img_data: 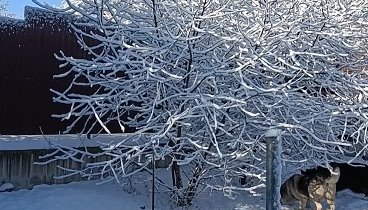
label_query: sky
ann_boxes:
[8,0,62,18]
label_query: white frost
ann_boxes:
[264,129,282,138]
[0,134,146,151]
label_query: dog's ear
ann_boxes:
[331,166,340,175]
[326,166,340,184]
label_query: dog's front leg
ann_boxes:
[326,199,335,210]
[298,199,307,210]
[326,184,336,210]
[312,201,323,210]
[326,194,336,210]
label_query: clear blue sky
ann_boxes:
[8,0,62,18]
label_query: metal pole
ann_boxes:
[151,148,155,210]
[265,129,282,210]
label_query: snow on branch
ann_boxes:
[34,0,368,202]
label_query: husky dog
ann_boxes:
[305,163,368,198]
[280,166,340,210]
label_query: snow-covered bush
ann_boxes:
[35,0,368,205]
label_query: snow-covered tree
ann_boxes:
[0,0,5,12]
[0,0,14,17]
[35,0,368,205]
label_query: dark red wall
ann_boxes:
[0,7,92,135]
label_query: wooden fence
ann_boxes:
[0,134,171,190]
[0,6,130,135]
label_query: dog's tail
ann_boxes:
[326,166,340,184]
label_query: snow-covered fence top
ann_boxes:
[0,16,24,28]
[0,134,148,151]
[0,6,75,28]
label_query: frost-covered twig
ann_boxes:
[33,0,368,205]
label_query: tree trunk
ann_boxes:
[172,161,183,188]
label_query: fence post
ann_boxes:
[151,146,156,210]
[265,129,282,210]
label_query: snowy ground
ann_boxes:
[0,180,367,210]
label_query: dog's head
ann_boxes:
[302,166,330,179]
